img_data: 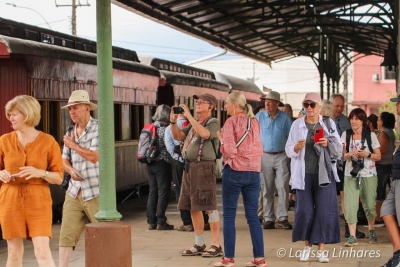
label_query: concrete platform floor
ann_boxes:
[0,182,393,267]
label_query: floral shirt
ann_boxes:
[341,131,380,177]
[220,116,263,172]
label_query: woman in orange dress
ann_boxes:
[0,95,63,267]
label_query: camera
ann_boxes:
[350,159,364,177]
[173,106,184,114]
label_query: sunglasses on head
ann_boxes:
[302,102,317,108]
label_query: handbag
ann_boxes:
[61,172,71,190]
[61,125,75,190]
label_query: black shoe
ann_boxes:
[157,222,174,230]
[148,224,157,230]
[344,223,365,238]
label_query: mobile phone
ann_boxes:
[173,106,184,114]
[75,172,85,179]
[314,128,324,143]
[301,108,306,115]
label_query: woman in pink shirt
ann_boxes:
[214,92,265,267]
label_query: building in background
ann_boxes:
[351,54,396,115]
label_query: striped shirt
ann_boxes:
[62,117,99,201]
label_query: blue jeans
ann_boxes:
[222,165,264,258]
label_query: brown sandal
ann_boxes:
[181,244,206,256]
[202,245,223,257]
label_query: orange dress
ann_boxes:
[0,131,63,240]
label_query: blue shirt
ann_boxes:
[334,113,351,137]
[256,110,292,152]
[164,117,188,163]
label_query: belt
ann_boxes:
[264,151,284,155]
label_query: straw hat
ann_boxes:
[61,90,97,110]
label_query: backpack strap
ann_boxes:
[196,116,217,161]
[322,116,334,134]
[345,128,373,153]
[346,129,352,153]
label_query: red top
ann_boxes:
[220,116,263,172]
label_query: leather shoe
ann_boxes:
[344,223,365,238]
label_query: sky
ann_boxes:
[0,0,237,63]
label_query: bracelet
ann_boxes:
[43,170,48,179]
[170,121,176,124]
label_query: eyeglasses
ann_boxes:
[302,102,317,108]
[195,100,210,105]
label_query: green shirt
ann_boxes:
[181,117,220,161]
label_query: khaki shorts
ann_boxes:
[177,160,217,211]
[59,191,99,247]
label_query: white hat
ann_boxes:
[61,90,97,110]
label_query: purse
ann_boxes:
[61,172,71,190]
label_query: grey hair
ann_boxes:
[329,94,345,102]
[152,104,171,122]
[321,100,333,117]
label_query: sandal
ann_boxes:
[181,244,206,256]
[202,245,223,257]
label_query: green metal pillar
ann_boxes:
[95,0,122,221]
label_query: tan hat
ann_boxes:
[193,94,218,107]
[61,90,97,110]
[260,91,284,106]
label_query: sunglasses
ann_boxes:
[302,102,317,108]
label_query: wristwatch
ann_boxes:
[367,152,372,158]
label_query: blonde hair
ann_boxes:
[226,92,255,119]
[321,100,333,117]
[5,95,41,127]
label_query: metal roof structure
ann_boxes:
[114,0,397,97]
[114,0,396,65]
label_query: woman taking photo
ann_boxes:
[342,108,381,247]
[214,92,266,267]
[0,95,64,267]
[285,93,342,263]
[375,112,395,225]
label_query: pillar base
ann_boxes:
[85,222,132,267]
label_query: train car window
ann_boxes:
[121,104,132,141]
[114,104,122,141]
[131,105,144,140]
[37,101,62,145]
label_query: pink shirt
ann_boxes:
[220,116,263,172]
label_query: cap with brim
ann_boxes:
[193,94,218,107]
[303,92,321,103]
[61,90,97,110]
[390,94,400,103]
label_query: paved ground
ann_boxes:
[0,182,393,267]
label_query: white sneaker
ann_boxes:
[300,246,312,262]
[317,250,329,263]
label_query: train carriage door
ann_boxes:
[157,84,174,107]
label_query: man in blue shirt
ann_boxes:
[256,91,292,230]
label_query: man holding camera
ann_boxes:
[170,94,222,257]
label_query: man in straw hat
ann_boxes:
[58,90,99,267]
[256,91,293,230]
